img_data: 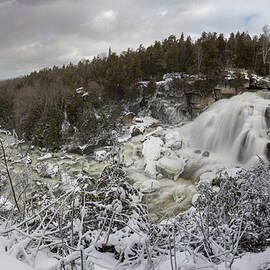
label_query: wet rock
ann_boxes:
[202,151,210,157]
[150,100,189,125]
[121,112,135,125]
[265,106,270,128]
[131,126,142,137]
[83,144,97,155]
[170,141,182,151]
[156,157,185,180]
[266,143,270,160]
[68,146,84,155]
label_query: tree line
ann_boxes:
[0,27,269,148]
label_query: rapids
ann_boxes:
[1,92,270,218]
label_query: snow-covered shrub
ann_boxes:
[177,159,270,264]
[84,163,169,266]
[0,160,171,269]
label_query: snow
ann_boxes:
[130,116,159,134]
[199,171,217,185]
[36,162,59,178]
[0,246,269,270]
[0,197,13,210]
[218,247,270,270]
[0,251,34,270]
[164,130,182,148]
[156,156,185,180]
[142,136,163,177]
[95,150,107,162]
[134,179,161,193]
[37,153,53,161]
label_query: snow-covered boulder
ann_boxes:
[142,137,163,177]
[164,130,182,150]
[156,156,185,180]
[94,149,107,162]
[36,162,59,178]
[134,180,161,193]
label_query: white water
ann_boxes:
[2,92,270,218]
[179,92,270,166]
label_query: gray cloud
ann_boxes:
[0,0,269,79]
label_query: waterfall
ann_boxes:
[179,92,270,166]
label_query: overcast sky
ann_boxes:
[0,0,269,80]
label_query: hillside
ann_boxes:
[0,31,270,149]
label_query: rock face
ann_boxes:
[250,77,270,89]
[156,157,185,180]
[150,99,189,125]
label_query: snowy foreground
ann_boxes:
[1,92,270,269]
[1,247,270,270]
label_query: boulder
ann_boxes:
[121,112,135,125]
[134,180,161,193]
[202,151,210,157]
[36,162,59,178]
[164,131,182,150]
[156,156,185,180]
[94,150,107,162]
[131,126,142,137]
[142,137,163,177]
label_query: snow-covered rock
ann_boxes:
[142,137,163,177]
[156,156,185,180]
[94,150,108,162]
[36,162,59,178]
[164,130,182,150]
[134,180,161,193]
[37,153,53,161]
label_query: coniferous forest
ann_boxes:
[0,30,269,148]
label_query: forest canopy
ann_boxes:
[0,29,269,148]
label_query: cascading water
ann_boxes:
[179,92,270,167]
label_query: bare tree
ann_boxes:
[261,25,270,73]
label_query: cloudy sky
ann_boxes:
[0,0,269,80]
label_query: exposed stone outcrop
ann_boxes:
[121,112,135,125]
